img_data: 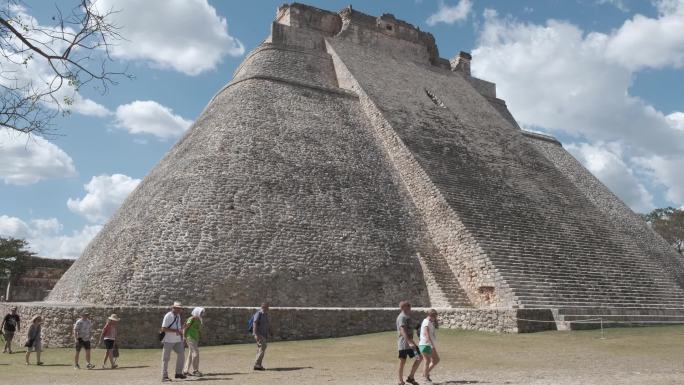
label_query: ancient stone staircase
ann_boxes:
[416,252,472,308]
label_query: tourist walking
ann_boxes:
[396,301,422,385]
[1,306,20,354]
[183,307,205,377]
[161,301,186,382]
[24,315,43,365]
[99,314,119,369]
[419,309,440,384]
[251,302,271,371]
[73,312,95,369]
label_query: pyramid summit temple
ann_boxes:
[6,3,684,347]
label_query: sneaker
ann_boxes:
[192,371,203,377]
[174,373,186,379]
[406,377,419,385]
[111,364,118,369]
[253,366,266,371]
[37,362,44,366]
[86,363,95,369]
[74,364,80,369]
[423,377,433,385]
[161,377,171,382]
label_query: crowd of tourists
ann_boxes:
[2,301,440,384]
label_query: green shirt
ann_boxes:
[185,317,202,342]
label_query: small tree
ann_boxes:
[0,0,130,135]
[0,237,33,300]
[644,207,684,255]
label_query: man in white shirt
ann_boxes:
[73,312,94,369]
[161,301,185,382]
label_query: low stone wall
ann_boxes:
[0,303,555,348]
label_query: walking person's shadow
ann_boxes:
[267,366,313,371]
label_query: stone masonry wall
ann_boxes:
[233,43,338,89]
[0,303,549,348]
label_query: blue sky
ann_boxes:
[1,0,683,258]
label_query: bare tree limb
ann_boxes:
[0,0,131,135]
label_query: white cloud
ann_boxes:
[71,95,112,117]
[666,111,684,130]
[67,174,141,223]
[30,224,102,259]
[0,172,139,258]
[636,155,684,206]
[604,3,684,70]
[94,0,245,75]
[0,215,31,239]
[0,128,76,185]
[115,100,192,139]
[596,0,630,12]
[0,5,111,118]
[567,142,655,212]
[0,215,101,259]
[471,5,684,209]
[427,0,473,26]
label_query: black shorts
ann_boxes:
[104,339,115,350]
[398,348,422,359]
[75,338,91,351]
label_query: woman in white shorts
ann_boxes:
[418,309,440,384]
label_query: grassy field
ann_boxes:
[1,326,683,385]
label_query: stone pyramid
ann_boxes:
[48,3,684,313]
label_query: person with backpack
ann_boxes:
[160,301,185,382]
[419,309,440,384]
[183,307,205,377]
[24,315,43,365]
[250,302,271,371]
[1,306,20,354]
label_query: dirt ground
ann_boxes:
[1,326,683,385]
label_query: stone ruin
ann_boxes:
[6,3,684,347]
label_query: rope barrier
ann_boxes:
[511,317,684,324]
[509,316,684,340]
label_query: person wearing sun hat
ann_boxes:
[161,301,186,382]
[24,315,43,365]
[183,307,205,377]
[99,313,120,369]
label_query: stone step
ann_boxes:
[518,300,684,308]
[416,252,471,307]
[557,307,684,316]
[491,258,670,275]
[500,271,679,287]
[508,279,684,297]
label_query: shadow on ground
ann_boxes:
[267,366,313,372]
[204,372,244,376]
